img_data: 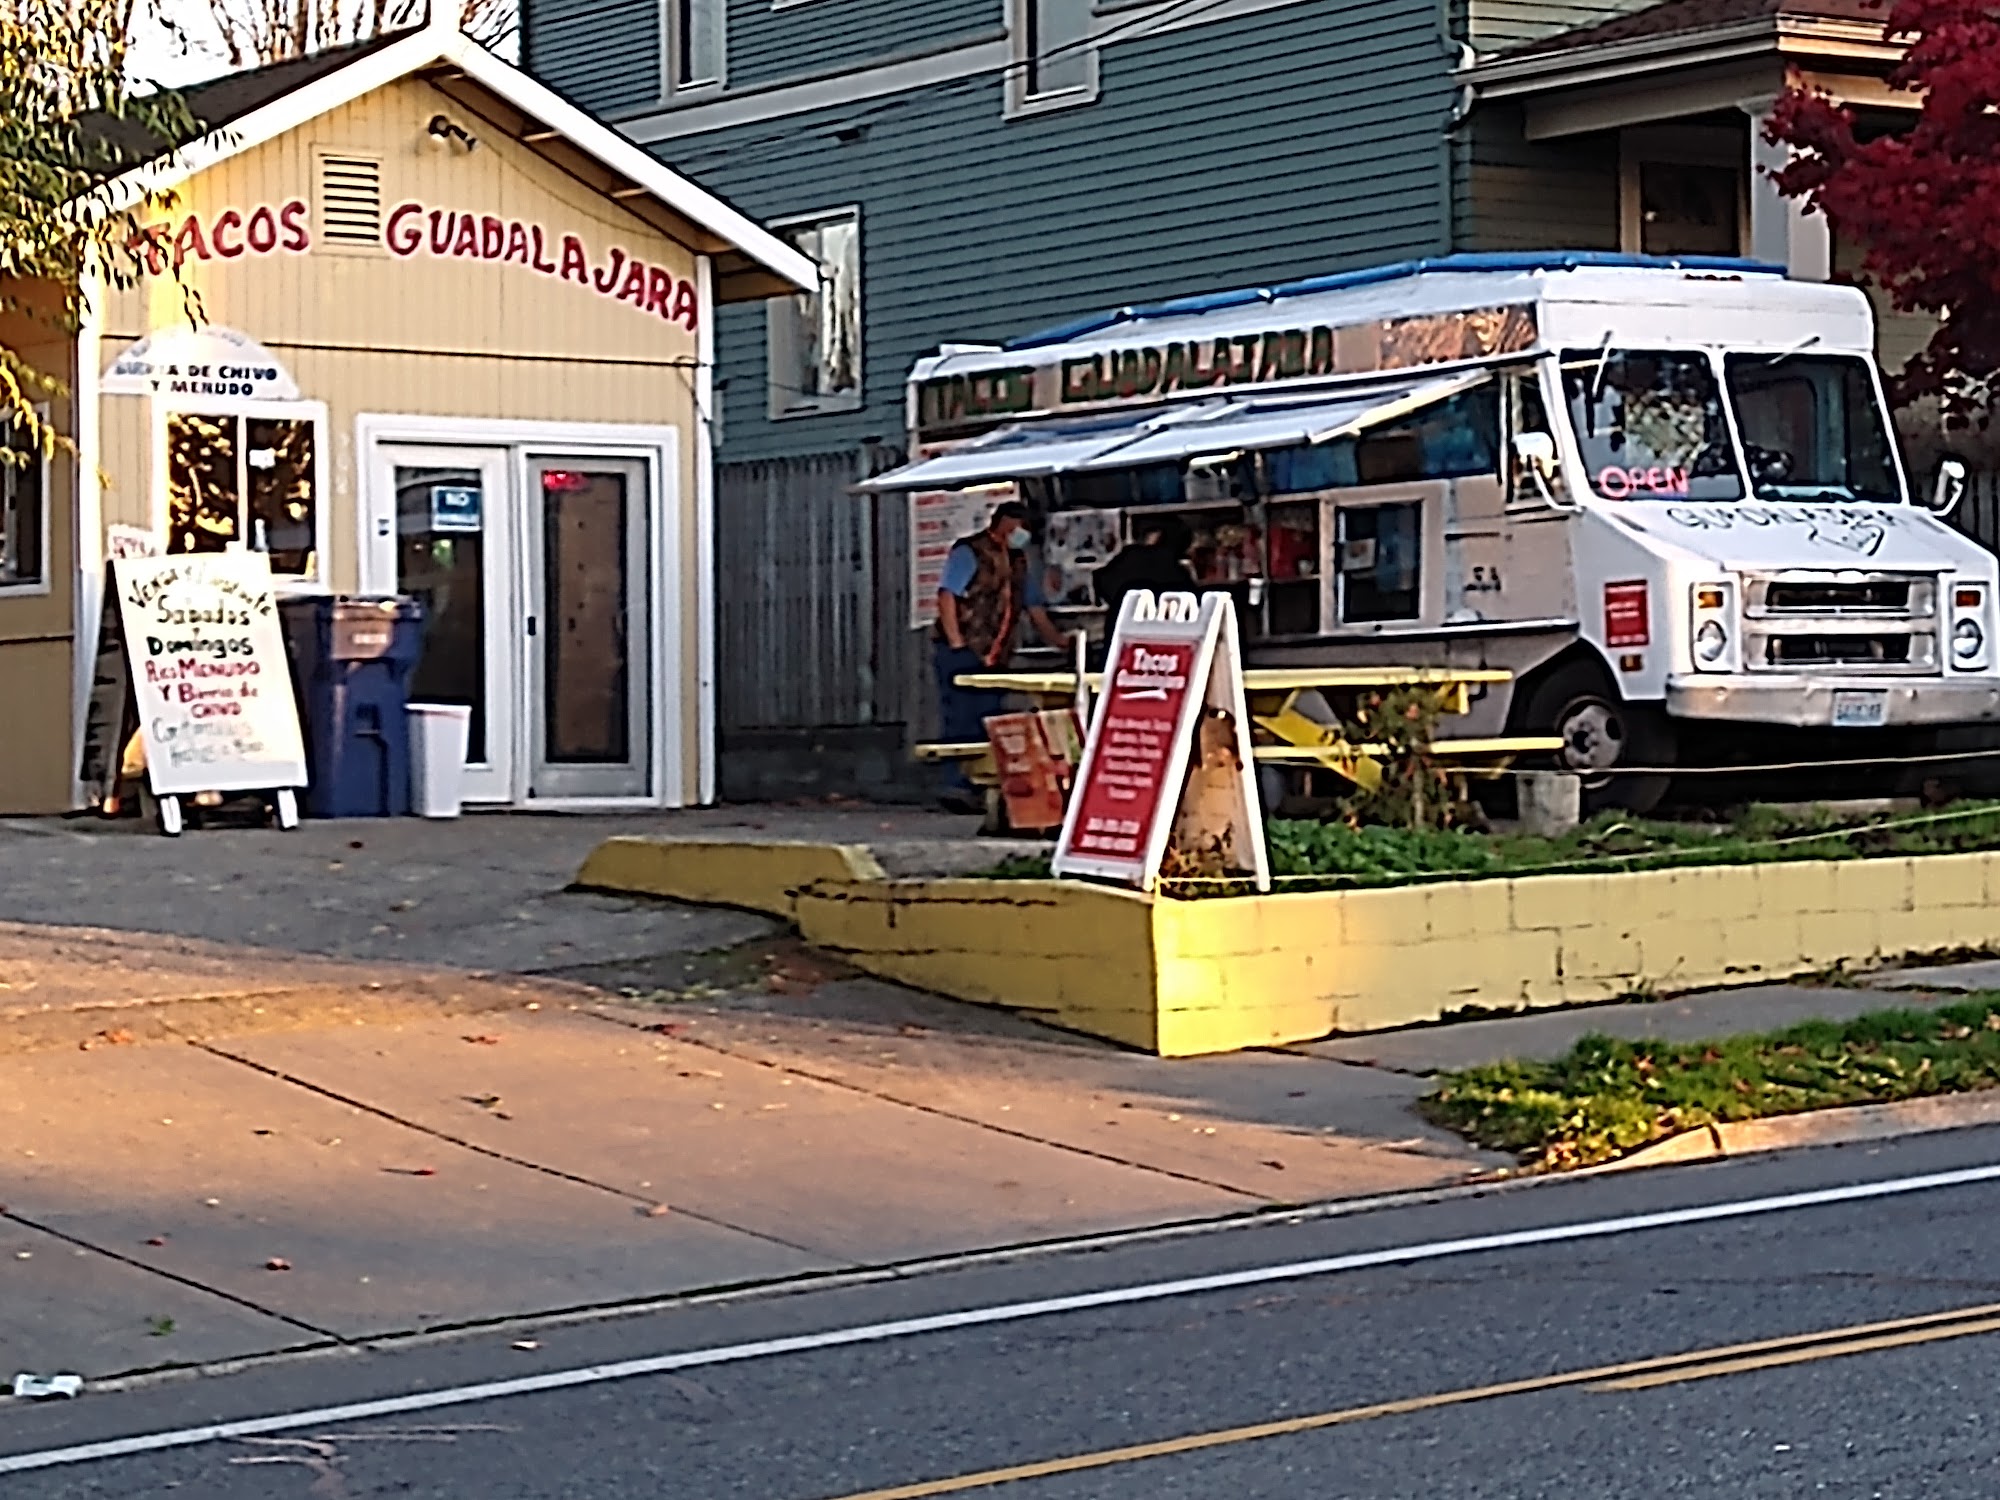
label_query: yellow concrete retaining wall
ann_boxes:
[574,837,885,919]
[577,834,2000,1058]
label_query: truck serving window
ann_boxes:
[1561,349,1742,501]
[1723,353,1899,504]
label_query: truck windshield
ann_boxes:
[1561,349,1743,501]
[1723,353,1901,503]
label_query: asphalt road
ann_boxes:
[12,1126,2000,1499]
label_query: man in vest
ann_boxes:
[933,501,1070,812]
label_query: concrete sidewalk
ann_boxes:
[4,806,1998,1387]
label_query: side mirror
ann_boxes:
[1512,431,1559,480]
[1931,457,1969,518]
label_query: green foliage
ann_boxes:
[1337,686,1473,832]
[978,802,2000,893]
[1422,995,2000,1169]
[0,0,192,453]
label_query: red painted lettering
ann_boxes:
[127,225,166,276]
[480,214,504,258]
[210,210,244,258]
[616,259,647,305]
[279,199,309,251]
[385,203,423,256]
[172,214,211,267]
[530,224,557,274]
[428,210,453,255]
[645,267,672,318]
[593,247,626,295]
[246,206,278,254]
[451,214,480,257]
[504,221,530,264]
[559,234,588,284]
[671,281,699,332]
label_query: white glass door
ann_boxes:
[525,457,652,801]
[365,444,515,803]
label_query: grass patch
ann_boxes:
[1419,994,2000,1170]
[976,801,2000,893]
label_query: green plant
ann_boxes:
[1338,687,1472,832]
[1421,994,2000,1169]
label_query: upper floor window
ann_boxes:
[1008,0,1098,116]
[769,208,863,419]
[0,420,45,592]
[668,0,725,94]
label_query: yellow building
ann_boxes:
[0,20,814,815]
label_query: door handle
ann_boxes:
[526,617,538,637]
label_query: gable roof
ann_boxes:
[96,19,815,303]
[1495,0,1894,61]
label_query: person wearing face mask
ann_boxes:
[932,501,1070,812]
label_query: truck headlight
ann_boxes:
[1695,620,1729,663]
[1955,618,1985,662]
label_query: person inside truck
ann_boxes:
[1093,513,1197,625]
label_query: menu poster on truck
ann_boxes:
[1053,590,1270,892]
[113,552,308,796]
[909,482,1012,631]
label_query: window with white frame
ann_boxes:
[769,209,863,418]
[667,0,725,93]
[1009,0,1097,114]
[163,407,325,580]
[0,420,45,591]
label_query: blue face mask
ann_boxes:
[1007,528,1031,551]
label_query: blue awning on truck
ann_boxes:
[855,373,1486,493]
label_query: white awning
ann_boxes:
[855,373,1486,493]
[1075,373,1487,469]
[854,409,1182,492]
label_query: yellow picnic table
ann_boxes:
[945,664,1558,794]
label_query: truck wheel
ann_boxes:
[1523,662,1675,815]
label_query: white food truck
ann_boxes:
[861,252,1991,810]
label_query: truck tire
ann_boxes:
[1522,660,1675,815]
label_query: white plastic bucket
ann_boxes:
[407,703,473,819]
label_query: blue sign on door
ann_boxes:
[430,486,483,534]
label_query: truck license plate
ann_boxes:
[1832,691,1888,729]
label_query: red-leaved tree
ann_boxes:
[1766,0,2000,425]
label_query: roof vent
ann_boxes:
[318,154,382,246]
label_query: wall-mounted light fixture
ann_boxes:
[426,114,478,151]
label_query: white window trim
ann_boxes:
[150,397,333,593]
[1006,0,1101,118]
[0,403,53,598]
[768,204,865,421]
[662,0,728,99]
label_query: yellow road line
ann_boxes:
[819,1299,2000,1500]
[1595,1312,2000,1391]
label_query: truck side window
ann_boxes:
[1506,369,1565,508]
[1337,503,1422,624]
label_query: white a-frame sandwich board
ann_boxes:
[1053,590,1270,892]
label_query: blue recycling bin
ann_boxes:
[279,596,426,818]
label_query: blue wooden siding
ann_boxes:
[523,0,660,114]
[1453,105,1619,252]
[727,0,1000,89]
[655,0,1457,463]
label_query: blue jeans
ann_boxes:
[933,641,1005,792]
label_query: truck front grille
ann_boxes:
[1744,572,1940,676]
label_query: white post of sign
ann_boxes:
[1053,589,1269,892]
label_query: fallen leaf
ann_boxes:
[265,1258,292,1272]
[640,1203,671,1218]
[512,1340,540,1351]
[466,1094,502,1109]
[463,1035,503,1046]
[144,1236,168,1247]
[384,1167,437,1177]
[897,1024,930,1037]
[1262,1160,1287,1171]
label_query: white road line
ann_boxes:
[7,1159,2000,1476]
